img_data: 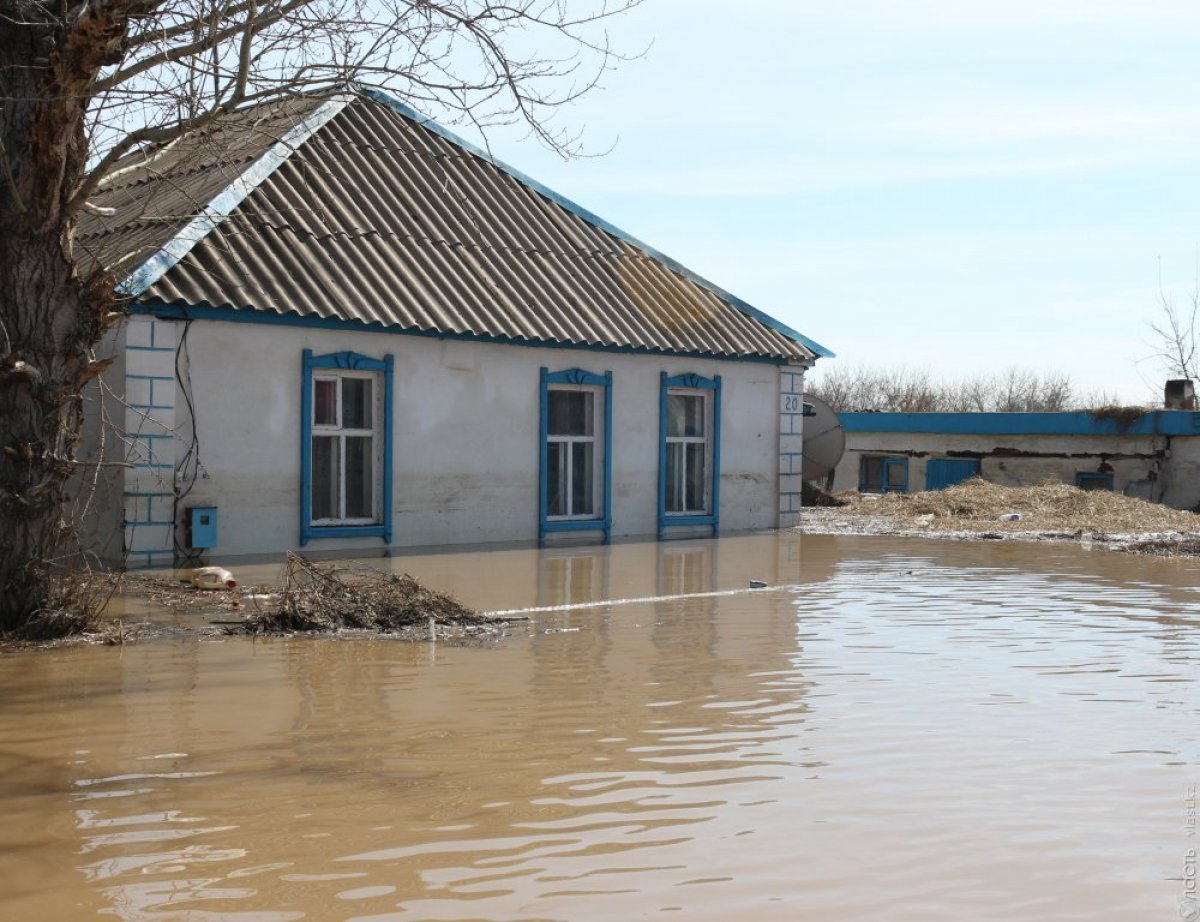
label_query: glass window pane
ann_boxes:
[667,394,686,438]
[342,378,372,430]
[668,394,704,438]
[665,441,684,513]
[886,460,906,488]
[547,442,567,516]
[862,457,883,491]
[548,389,592,436]
[686,443,706,511]
[572,441,594,516]
[345,436,374,519]
[314,379,338,426]
[687,396,704,437]
[312,436,339,520]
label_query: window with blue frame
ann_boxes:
[859,455,907,493]
[665,391,711,513]
[658,372,721,538]
[539,368,612,544]
[301,350,393,546]
[1075,471,1114,491]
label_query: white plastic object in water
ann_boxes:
[191,567,237,590]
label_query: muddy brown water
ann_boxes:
[2,532,1198,921]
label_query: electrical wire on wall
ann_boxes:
[172,319,206,562]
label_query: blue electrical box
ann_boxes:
[190,506,218,549]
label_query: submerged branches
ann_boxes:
[249,551,487,633]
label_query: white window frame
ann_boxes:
[664,387,713,516]
[546,384,605,521]
[310,371,384,526]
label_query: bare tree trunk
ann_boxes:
[0,3,122,631]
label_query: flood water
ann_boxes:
[2,532,1199,921]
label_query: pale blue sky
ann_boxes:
[481,0,1200,404]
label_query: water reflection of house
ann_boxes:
[656,544,717,598]
[77,89,831,567]
[537,549,609,608]
[832,402,1200,509]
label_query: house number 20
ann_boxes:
[783,396,800,412]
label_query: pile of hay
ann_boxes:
[839,478,1199,535]
[248,552,488,634]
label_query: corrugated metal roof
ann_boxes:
[78,90,831,362]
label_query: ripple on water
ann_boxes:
[0,534,1196,920]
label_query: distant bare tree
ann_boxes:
[810,365,1088,413]
[1148,259,1199,380]
[812,366,943,413]
[989,367,1073,413]
[0,0,641,632]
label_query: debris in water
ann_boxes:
[1121,536,1200,557]
[245,552,503,637]
[191,567,237,590]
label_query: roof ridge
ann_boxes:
[119,94,353,297]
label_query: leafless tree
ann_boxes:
[1147,258,1199,381]
[811,366,943,414]
[0,0,640,631]
[809,365,1086,414]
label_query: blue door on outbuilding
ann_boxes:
[925,458,980,491]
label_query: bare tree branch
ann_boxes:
[1147,254,1200,381]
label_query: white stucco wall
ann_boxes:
[159,320,784,558]
[1160,435,1200,509]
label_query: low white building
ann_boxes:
[830,410,1200,509]
[78,89,831,567]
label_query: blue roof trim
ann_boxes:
[131,300,790,365]
[360,86,833,360]
[841,411,1200,437]
[119,95,352,297]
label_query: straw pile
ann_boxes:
[248,552,487,634]
[837,477,1199,535]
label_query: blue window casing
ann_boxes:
[300,349,394,546]
[658,371,722,540]
[859,455,908,494]
[1076,471,1114,491]
[539,367,613,546]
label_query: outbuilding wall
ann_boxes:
[134,318,785,560]
[834,431,1165,496]
[832,412,1200,511]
